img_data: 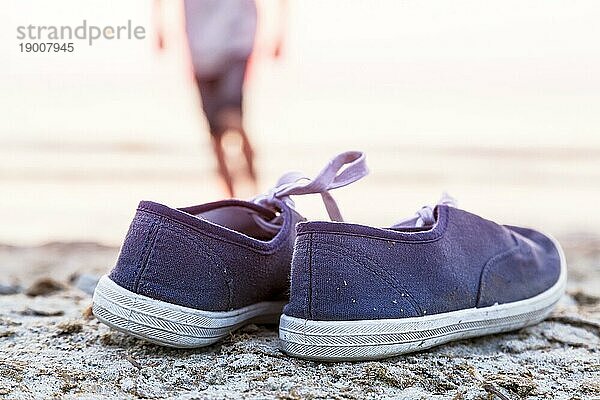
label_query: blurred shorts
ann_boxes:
[195,59,248,137]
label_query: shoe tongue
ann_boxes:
[391,193,456,229]
[391,206,437,229]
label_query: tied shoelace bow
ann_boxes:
[392,192,457,228]
[251,151,368,234]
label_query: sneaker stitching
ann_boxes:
[133,218,161,292]
[295,205,450,243]
[153,223,231,310]
[316,242,423,317]
[137,207,289,255]
[476,243,522,307]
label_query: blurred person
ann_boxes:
[154,0,286,197]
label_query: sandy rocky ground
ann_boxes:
[0,236,599,400]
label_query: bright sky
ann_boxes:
[3,0,600,145]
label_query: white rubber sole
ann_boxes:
[280,236,567,361]
[92,275,285,348]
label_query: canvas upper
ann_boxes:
[109,198,303,311]
[107,151,368,312]
[284,197,562,321]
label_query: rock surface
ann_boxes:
[0,238,598,399]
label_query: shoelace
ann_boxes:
[251,151,368,234]
[392,192,457,228]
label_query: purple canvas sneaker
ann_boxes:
[280,195,567,361]
[92,151,368,348]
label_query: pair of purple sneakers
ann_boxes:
[92,151,566,361]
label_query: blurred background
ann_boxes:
[2,0,600,246]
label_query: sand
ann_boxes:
[0,237,599,400]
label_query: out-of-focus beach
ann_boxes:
[2,0,600,244]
